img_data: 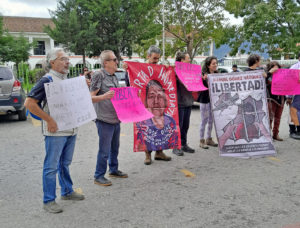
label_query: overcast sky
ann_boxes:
[0,0,57,18]
[0,0,243,24]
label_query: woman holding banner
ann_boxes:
[198,56,218,149]
[172,52,195,156]
[265,61,286,141]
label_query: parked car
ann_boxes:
[115,68,127,87]
[218,66,243,73]
[0,66,27,120]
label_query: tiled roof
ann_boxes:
[2,16,55,33]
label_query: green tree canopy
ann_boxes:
[155,0,230,61]
[225,0,300,57]
[0,17,33,65]
[46,0,161,63]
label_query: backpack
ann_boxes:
[27,75,53,120]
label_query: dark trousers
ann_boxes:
[178,106,192,146]
[268,100,284,136]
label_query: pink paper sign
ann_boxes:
[110,87,153,123]
[175,61,208,91]
[272,69,300,95]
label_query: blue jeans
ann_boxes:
[94,120,120,179]
[178,106,192,146]
[43,135,76,203]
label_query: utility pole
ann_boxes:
[162,0,165,62]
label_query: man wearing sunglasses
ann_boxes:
[90,50,128,187]
[25,48,84,213]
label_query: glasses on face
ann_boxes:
[107,58,118,63]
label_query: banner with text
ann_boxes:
[175,61,207,91]
[44,77,96,131]
[126,62,181,152]
[110,87,154,123]
[271,68,300,95]
[208,70,276,158]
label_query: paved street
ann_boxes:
[0,107,300,228]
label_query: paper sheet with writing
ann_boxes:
[271,69,300,95]
[175,61,207,91]
[44,76,96,131]
[110,87,153,123]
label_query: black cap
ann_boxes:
[232,64,238,68]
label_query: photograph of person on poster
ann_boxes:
[136,80,179,151]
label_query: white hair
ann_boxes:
[46,48,65,69]
[100,50,114,67]
[147,45,161,56]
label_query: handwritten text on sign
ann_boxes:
[175,61,207,91]
[272,69,300,95]
[110,87,153,123]
[44,76,96,131]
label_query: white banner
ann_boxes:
[44,76,96,131]
[208,70,276,158]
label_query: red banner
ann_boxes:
[126,62,181,152]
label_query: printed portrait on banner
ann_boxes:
[208,70,276,158]
[126,62,181,152]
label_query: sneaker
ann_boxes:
[61,191,85,201]
[173,148,184,156]
[43,201,63,213]
[290,132,300,140]
[94,177,112,186]
[181,145,195,153]
[109,170,128,178]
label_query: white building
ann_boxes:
[2,16,211,69]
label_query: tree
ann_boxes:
[155,0,229,61]
[46,0,161,63]
[45,0,99,66]
[224,0,300,57]
[0,17,33,71]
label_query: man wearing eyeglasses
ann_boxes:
[90,50,128,187]
[25,48,84,214]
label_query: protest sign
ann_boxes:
[208,70,276,158]
[44,76,96,131]
[175,61,207,91]
[271,69,300,95]
[110,87,154,123]
[126,62,181,152]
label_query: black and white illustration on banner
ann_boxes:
[208,71,276,157]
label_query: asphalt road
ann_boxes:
[0,107,300,228]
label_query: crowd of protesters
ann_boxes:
[25,46,300,213]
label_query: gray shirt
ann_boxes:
[90,69,120,124]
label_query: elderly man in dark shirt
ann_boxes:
[90,50,128,186]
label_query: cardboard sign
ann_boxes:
[271,69,300,95]
[44,77,96,131]
[175,61,207,91]
[110,87,154,123]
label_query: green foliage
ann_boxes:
[155,0,230,61]
[45,0,99,66]
[46,0,161,62]
[225,0,300,57]
[0,17,33,65]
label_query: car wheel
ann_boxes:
[18,108,27,121]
